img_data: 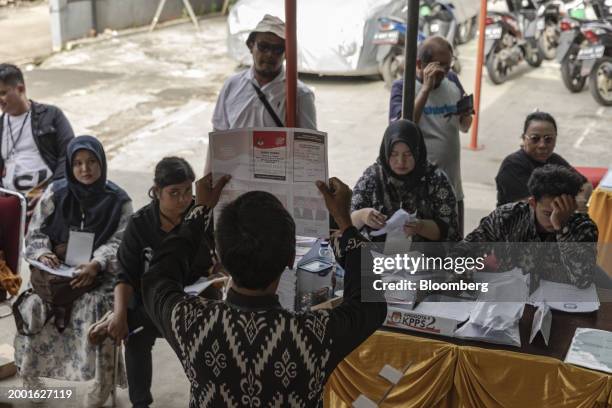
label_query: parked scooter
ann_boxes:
[373,16,430,88]
[484,0,543,84]
[557,16,593,92]
[374,6,463,88]
[582,20,612,105]
[557,0,612,104]
[535,0,565,59]
[420,0,463,72]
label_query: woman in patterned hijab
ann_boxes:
[350,119,461,242]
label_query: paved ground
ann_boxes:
[0,1,52,64]
[0,13,610,408]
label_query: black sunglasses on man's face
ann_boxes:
[255,41,285,56]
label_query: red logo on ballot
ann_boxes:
[253,131,287,149]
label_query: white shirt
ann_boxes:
[212,67,317,131]
[1,111,52,194]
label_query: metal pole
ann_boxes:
[90,0,98,35]
[285,0,298,128]
[402,0,420,120]
[470,0,487,150]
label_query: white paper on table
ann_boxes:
[565,328,612,373]
[352,395,378,408]
[414,297,475,322]
[528,280,599,313]
[184,276,229,296]
[379,364,404,384]
[529,303,552,345]
[370,209,417,237]
[26,259,77,278]
[65,230,94,266]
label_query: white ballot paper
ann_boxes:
[26,259,77,278]
[209,128,329,238]
[184,276,229,296]
[370,209,417,237]
[529,303,552,345]
[528,280,600,313]
[565,328,612,373]
[65,230,94,266]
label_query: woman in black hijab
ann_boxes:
[351,120,460,242]
[15,135,132,406]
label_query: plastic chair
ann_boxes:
[0,188,26,309]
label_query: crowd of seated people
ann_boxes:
[0,23,605,408]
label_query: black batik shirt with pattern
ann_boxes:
[141,206,387,407]
[454,202,598,288]
[351,162,461,242]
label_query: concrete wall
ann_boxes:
[50,0,223,50]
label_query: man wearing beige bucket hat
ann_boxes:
[212,14,317,130]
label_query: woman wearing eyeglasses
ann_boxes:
[105,157,220,408]
[495,111,589,208]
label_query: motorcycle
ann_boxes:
[535,0,565,59]
[484,0,544,84]
[373,16,426,88]
[557,0,612,104]
[373,5,463,88]
[582,21,612,105]
[420,0,463,72]
[557,16,592,92]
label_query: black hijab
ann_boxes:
[41,135,130,250]
[377,119,428,188]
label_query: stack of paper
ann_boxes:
[565,328,612,373]
[528,280,599,313]
[26,259,77,278]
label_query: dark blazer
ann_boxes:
[0,100,75,183]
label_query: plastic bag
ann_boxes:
[454,273,528,347]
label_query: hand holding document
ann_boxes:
[26,259,77,278]
[184,276,229,296]
[370,209,417,237]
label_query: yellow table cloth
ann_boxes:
[324,331,612,408]
[589,187,612,276]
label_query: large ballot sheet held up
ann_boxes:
[209,128,329,238]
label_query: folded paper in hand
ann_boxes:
[26,259,77,278]
[370,209,417,237]
[184,276,229,296]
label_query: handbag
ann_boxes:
[13,266,101,335]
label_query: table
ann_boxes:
[589,187,612,276]
[324,296,612,408]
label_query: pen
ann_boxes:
[127,326,144,338]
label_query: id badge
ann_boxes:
[66,230,95,266]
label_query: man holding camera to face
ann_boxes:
[389,36,473,236]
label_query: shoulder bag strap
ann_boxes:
[250,82,285,127]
